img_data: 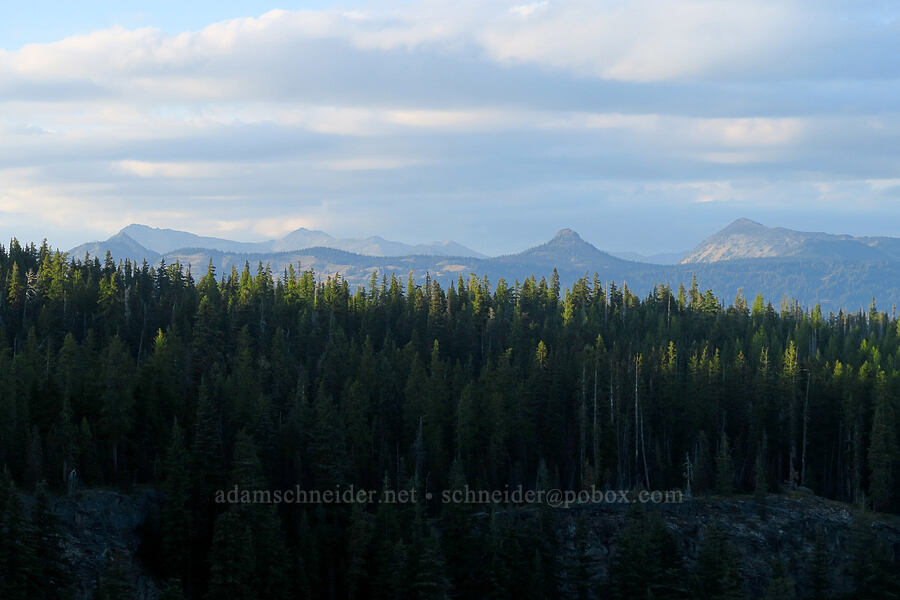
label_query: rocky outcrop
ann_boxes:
[553,493,900,598]
[29,487,900,599]
[50,488,162,600]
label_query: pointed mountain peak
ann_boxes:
[110,231,138,242]
[722,217,765,232]
[551,228,583,242]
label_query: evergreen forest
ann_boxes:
[0,239,898,599]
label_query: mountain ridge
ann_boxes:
[73,224,487,260]
[62,221,900,312]
[681,218,900,263]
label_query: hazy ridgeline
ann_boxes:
[0,238,898,598]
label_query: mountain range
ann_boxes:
[70,224,485,262]
[66,220,900,312]
[680,217,900,263]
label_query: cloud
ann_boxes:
[0,1,899,254]
[117,160,236,179]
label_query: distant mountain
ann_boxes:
[681,218,900,263]
[69,232,160,264]
[95,224,486,258]
[271,231,486,258]
[65,224,900,312]
[158,227,900,312]
[610,250,686,265]
[119,224,260,254]
[493,228,632,273]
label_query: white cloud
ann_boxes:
[318,157,426,170]
[214,216,318,238]
[1,1,899,253]
[510,2,548,19]
[117,160,236,179]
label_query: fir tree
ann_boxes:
[161,419,192,584]
[715,431,734,496]
[695,523,742,600]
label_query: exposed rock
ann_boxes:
[49,488,162,599]
[552,493,900,598]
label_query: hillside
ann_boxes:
[4,243,900,599]
[69,232,161,264]
[76,224,485,260]
[681,218,900,263]
[65,226,900,312]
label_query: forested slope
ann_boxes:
[0,237,898,598]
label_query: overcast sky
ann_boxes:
[1,0,899,255]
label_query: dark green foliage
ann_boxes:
[754,438,768,509]
[695,523,743,600]
[0,240,899,597]
[808,528,831,600]
[763,558,796,600]
[0,471,39,600]
[0,476,73,599]
[96,549,136,600]
[847,516,900,599]
[716,431,734,496]
[32,481,74,598]
[610,505,687,599]
[207,508,255,600]
[868,371,898,511]
[161,420,192,583]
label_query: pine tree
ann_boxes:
[611,506,686,599]
[716,431,734,496]
[100,335,134,476]
[229,429,291,600]
[807,528,830,600]
[0,472,40,600]
[754,436,768,513]
[32,481,74,598]
[347,502,374,600]
[763,558,796,600]
[95,549,135,600]
[410,521,451,600]
[695,523,742,600]
[161,420,192,584]
[207,508,255,600]
[847,516,899,599]
[867,370,897,511]
[571,512,591,600]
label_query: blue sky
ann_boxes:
[1,1,899,255]
[0,1,347,48]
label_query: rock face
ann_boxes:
[680,218,900,263]
[552,493,900,599]
[26,487,900,599]
[50,488,162,600]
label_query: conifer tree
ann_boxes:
[807,528,830,600]
[207,508,256,600]
[867,370,897,511]
[0,471,39,599]
[695,523,742,600]
[161,420,192,584]
[763,558,796,600]
[95,549,136,600]
[32,481,74,598]
[715,431,734,496]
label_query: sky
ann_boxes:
[1,1,900,256]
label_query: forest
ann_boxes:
[0,238,898,599]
